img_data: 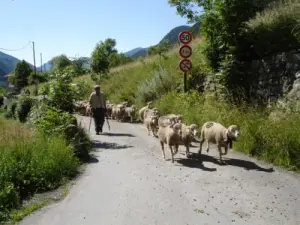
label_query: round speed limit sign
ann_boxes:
[178,31,192,45]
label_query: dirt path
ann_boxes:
[19,116,300,225]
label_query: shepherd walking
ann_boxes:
[88,85,107,135]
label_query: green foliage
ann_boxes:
[136,65,179,104]
[15,95,35,123]
[155,90,300,171]
[8,74,15,85]
[14,60,33,90]
[147,46,157,56]
[90,38,117,75]
[28,104,92,159]
[246,0,300,57]
[4,99,17,119]
[49,54,72,71]
[29,105,75,135]
[147,40,171,58]
[70,57,89,76]
[46,71,78,113]
[0,118,79,221]
[28,71,48,85]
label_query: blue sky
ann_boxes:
[0,0,189,65]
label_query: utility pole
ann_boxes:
[32,41,38,96]
[40,53,43,73]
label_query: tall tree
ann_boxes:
[49,54,72,71]
[14,60,33,89]
[90,38,118,75]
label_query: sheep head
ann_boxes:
[169,122,182,136]
[189,124,198,136]
[227,125,239,141]
[175,114,183,124]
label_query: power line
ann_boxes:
[0,41,31,52]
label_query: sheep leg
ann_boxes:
[222,145,228,155]
[160,141,166,160]
[174,144,179,155]
[169,144,175,163]
[198,139,205,155]
[217,144,226,164]
[205,140,210,153]
[147,125,151,136]
[185,142,190,158]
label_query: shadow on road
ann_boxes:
[86,154,99,163]
[101,132,135,137]
[198,154,274,172]
[176,157,217,172]
[93,140,133,150]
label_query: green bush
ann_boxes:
[29,105,75,135]
[4,99,18,119]
[0,118,78,222]
[136,65,179,105]
[28,105,92,160]
[155,91,300,171]
[15,95,35,123]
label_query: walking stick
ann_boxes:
[106,115,111,131]
[88,115,92,132]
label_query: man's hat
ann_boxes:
[94,84,100,89]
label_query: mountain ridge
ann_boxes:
[0,22,200,86]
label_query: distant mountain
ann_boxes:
[124,47,144,57]
[127,22,201,59]
[0,51,36,87]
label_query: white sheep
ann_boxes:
[177,123,198,157]
[158,114,183,127]
[144,114,159,137]
[138,101,153,122]
[125,105,136,123]
[157,122,182,163]
[198,122,240,164]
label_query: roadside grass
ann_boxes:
[155,91,300,172]
[0,117,79,223]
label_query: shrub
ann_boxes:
[0,118,79,222]
[4,99,18,119]
[15,95,36,123]
[47,71,77,113]
[155,90,300,171]
[29,105,75,135]
[28,105,92,160]
[136,65,179,105]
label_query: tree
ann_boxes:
[14,60,33,89]
[71,57,88,76]
[156,40,170,59]
[147,46,157,56]
[90,38,118,75]
[49,54,72,71]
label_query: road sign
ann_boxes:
[179,59,192,72]
[178,31,193,45]
[179,45,192,58]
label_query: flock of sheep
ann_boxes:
[75,100,240,164]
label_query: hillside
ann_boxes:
[129,22,200,59]
[0,51,21,86]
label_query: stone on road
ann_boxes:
[19,116,300,225]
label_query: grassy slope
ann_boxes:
[73,38,205,102]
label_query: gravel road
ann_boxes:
[19,116,300,225]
